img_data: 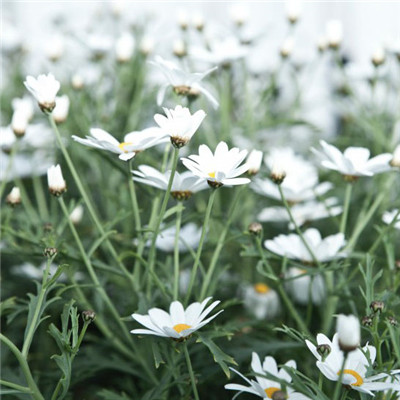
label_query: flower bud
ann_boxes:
[317,36,328,53]
[6,187,21,206]
[230,3,249,27]
[248,222,262,236]
[115,33,135,63]
[71,74,84,90]
[69,205,84,225]
[140,36,154,56]
[390,145,400,168]
[173,39,187,58]
[82,310,96,322]
[11,110,29,137]
[336,314,360,352]
[270,163,286,184]
[370,300,384,313]
[43,222,53,232]
[326,20,343,49]
[317,344,331,361]
[45,35,64,62]
[177,10,189,30]
[387,316,398,327]
[47,164,67,197]
[286,0,301,24]
[362,315,373,327]
[53,95,70,124]
[246,150,263,176]
[44,247,57,258]
[280,37,294,58]
[192,13,204,31]
[371,47,385,67]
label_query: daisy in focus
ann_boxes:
[312,140,392,179]
[132,165,208,200]
[150,55,218,108]
[72,127,168,161]
[24,73,61,113]
[181,141,250,188]
[306,333,400,396]
[154,105,206,148]
[225,352,311,399]
[264,228,346,263]
[131,297,223,340]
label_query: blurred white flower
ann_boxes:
[229,2,250,26]
[154,105,206,148]
[1,126,17,153]
[337,314,360,351]
[70,204,84,225]
[115,33,135,63]
[182,141,250,188]
[11,110,29,137]
[225,353,311,399]
[246,150,263,176]
[382,209,400,230]
[53,95,70,124]
[131,297,223,339]
[371,46,386,67]
[12,261,83,281]
[45,35,64,62]
[24,73,61,113]
[242,283,280,320]
[6,187,21,206]
[150,223,202,252]
[140,36,155,56]
[12,96,34,121]
[285,268,325,306]
[150,56,218,108]
[326,20,343,48]
[306,333,400,395]
[72,127,168,161]
[172,38,187,58]
[391,144,400,167]
[280,36,295,58]
[87,34,112,59]
[312,140,392,178]
[47,164,66,197]
[192,12,205,31]
[177,9,189,30]
[132,165,208,200]
[257,198,342,228]
[264,228,347,263]
[286,0,302,24]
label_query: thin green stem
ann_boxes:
[0,334,44,400]
[183,343,200,400]
[0,380,31,393]
[146,147,180,297]
[128,160,142,236]
[340,183,353,234]
[48,115,135,287]
[22,258,52,358]
[32,175,49,221]
[173,202,183,300]
[185,189,217,305]
[333,352,348,400]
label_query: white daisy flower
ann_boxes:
[242,283,280,320]
[150,56,218,108]
[52,95,70,124]
[382,209,400,230]
[11,110,29,137]
[47,164,66,197]
[181,141,251,188]
[264,228,347,263]
[72,127,168,161]
[225,352,311,399]
[306,333,400,396]
[154,105,206,148]
[150,223,202,253]
[12,96,34,121]
[284,268,325,306]
[115,32,135,63]
[132,165,208,200]
[24,73,61,113]
[257,198,342,228]
[312,140,392,179]
[131,297,223,340]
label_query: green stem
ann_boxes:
[255,237,311,336]
[183,343,200,400]
[173,202,183,300]
[128,159,142,236]
[0,379,31,393]
[340,183,353,234]
[0,334,44,400]
[146,147,179,297]
[322,271,337,333]
[333,352,348,400]
[278,185,321,267]
[184,189,217,305]
[48,115,134,287]
[21,258,52,358]
[32,175,49,221]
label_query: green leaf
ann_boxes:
[196,332,237,377]
[152,340,165,369]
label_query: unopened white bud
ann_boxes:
[140,36,154,56]
[372,47,385,67]
[70,204,84,225]
[173,39,187,58]
[47,164,67,197]
[230,3,249,27]
[53,95,70,124]
[280,37,294,58]
[45,35,64,62]
[110,0,126,17]
[177,9,189,30]
[326,20,343,49]
[390,145,400,167]
[286,0,301,24]
[270,163,286,184]
[192,13,205,31]
[116,33,135,63]
[246,150,263,175]
[11,110,29,137]
[71,74,84,90]
[317,36,328,53]
[6,187,21,206]
[12,97,34,121]
[336,314,360,352]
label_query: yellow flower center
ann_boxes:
[337,369,364,387]
[264,387,280,398]
[118,142,133,153]
[254,283,270,294]
[208,171,216,179]
[173,323,192,334]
